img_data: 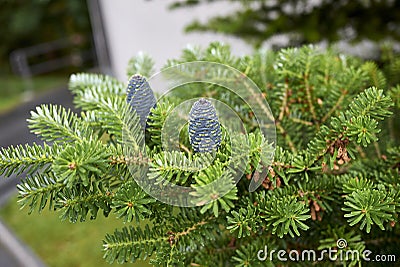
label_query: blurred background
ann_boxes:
[0,0,399,266]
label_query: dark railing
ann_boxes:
[9,35,96,92]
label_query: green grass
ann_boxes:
[0,94,23,114]
[0,195,152,267]
[0,74,67,114]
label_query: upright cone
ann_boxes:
[126,74,156,128]
[188,98,222,153]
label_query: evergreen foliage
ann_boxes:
[1,43,399,266]
[168,0,400,48]
[0,0,92,72]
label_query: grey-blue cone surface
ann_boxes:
[188,98,222,153]
[126,74,156,128]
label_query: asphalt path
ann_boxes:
[0,86,75,202]
[0,86,74,267]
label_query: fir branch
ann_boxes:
[389,85,400,108]
[167,210,218,253]
[1,44,399,266]
[69,73,125,95]
[27,104,92,142]
[148,151,213,185]
[276,122,297,152]
[109,153,151,166]
[57,184,113,222]
[347,87,393,120]
[226,205,260,238]
[126,52,155,78]
[17,172,65,214]
[0,143,58,177]
[362,61,387,89]
[52,139,111,187]
[290,116,314,126]
[261,196,311,238]
[111,180,156,223]
[147,100,176,147]
[304,71,318,128]
[277,80,289,122]
[103,224,166,264]
[321,88,348,123]
[103,211,216,265]
[342,188,395,233]
[190,162,238,217]
[305,87,393,171]
[76,90,143,144]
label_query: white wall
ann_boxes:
[99,0,252,81]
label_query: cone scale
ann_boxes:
[188,98,222,153]
[126,74,156,127]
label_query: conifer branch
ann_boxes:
[321,88,348,123]
[17,172,65,213]
[0,143,58,177]
[28,104,92,142]
[1,44,399,266]
[69,73,125,95]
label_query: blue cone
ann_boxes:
[188,98,222,153]
[126,74,156,128]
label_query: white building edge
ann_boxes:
[89,0,252,81]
